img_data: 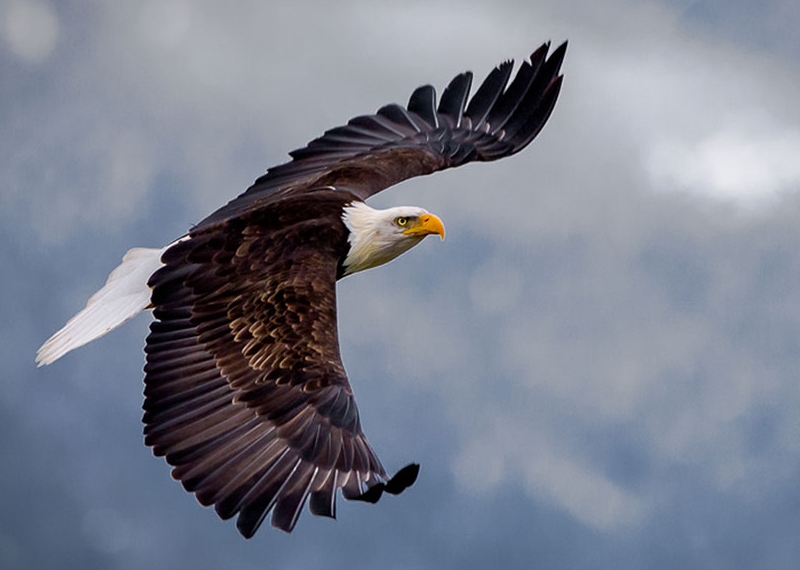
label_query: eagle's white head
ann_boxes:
[341,202,445,276]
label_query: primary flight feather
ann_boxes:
[37,41,567,537]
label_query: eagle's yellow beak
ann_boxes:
[403,213,445,240]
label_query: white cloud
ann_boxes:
[138,0,193,49]
[520,446,645,532]
[455,418,646,532]
[560,9,800,211]
[2,0,59,64]
[647,126,800,208]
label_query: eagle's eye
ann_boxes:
[395,216,410,227]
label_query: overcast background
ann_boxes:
[3,0,800,568]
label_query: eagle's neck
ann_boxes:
[341,202,425,276]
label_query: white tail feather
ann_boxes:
[36,244,173,367]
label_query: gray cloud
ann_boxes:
[3,0,800,568]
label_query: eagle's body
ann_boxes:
[37,42,567,537]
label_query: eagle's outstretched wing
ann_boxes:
[141,42,567,537]
[143,190,417,537]
[197,41,566,230]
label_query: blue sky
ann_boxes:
[3,1,800,568]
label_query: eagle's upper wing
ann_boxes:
[143,193,417,537]
[196,41,566,230]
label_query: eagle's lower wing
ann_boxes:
[142,203,415,537]
[196,41,566,230]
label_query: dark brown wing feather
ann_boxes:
[196,41,567,230]
[143,190,416,537]
[142,43,566,536]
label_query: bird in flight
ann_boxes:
[37,41,567,537]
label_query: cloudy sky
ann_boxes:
[3,0,800,568]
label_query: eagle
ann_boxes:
[36,41,567,537]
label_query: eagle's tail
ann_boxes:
[36,244,171,367]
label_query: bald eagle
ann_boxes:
[37,41,567,537]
